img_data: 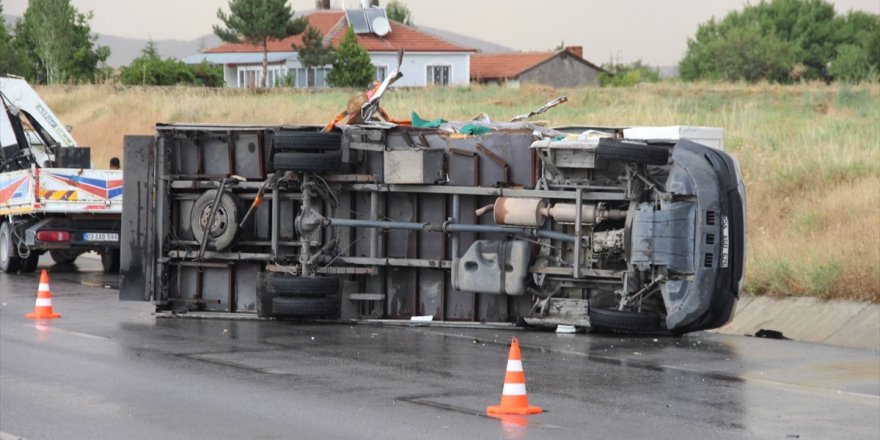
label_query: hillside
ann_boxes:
[35,82,880,302]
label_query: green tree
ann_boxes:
[679,0,879,83]
[20,0,74,84]
[0,2,30,77]
[141,39,160,59]
[66,10,111,82]
[14,0,109,84]
[119,41,223,87]
[830,44,872,83]
[294,25,335,87]
[600,60,661,87]
[838,11,880,69]
[680,23,797,82]
[214,0,307,88]
[386,0,413,26]
[327,27,375,88]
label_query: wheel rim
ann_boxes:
[199,204,229,238]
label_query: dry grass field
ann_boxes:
[38,82,880,301]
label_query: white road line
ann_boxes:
[30,326,109,341]
[0,431,27,440]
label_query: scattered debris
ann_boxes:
[510,96,568,122]
[555,325,576,333]
[754,329,789,340]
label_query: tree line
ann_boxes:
[679,0,879,83]
[4,0,875,87]
[0,0,224,86]
[0,0,109,84]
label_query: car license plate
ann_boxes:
[84,232,118,242]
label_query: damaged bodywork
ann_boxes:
[121,117,746,334]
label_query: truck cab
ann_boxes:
[1,75,122,273]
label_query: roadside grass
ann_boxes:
[37,81,880,302]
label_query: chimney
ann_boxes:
[316,0,331,9]
[565,46,583,59]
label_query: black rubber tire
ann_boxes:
[20,252,39,273]
[101,249,120,273]
[190,190,242,251]
[590,307,662,333]
[0,221,22,273]
[50,250,81,265]
[255,271,274,318]
[274,131,342,152]
[596,138,669,165]
[272,297,339,318]
[260,273,340,297]
[272,151,342,173]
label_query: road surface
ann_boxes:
[1,254,878,439]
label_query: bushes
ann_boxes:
[120,57,222,87]
[680,0,880,83]
[600,60,661,87]
[119,41,223,87]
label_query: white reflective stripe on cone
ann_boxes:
[506,360,523,372]
[35,298,53,307]
[502,383,527,396]
[38,283,50,291]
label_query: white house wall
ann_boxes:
[212,51,471,88]
[368,52,470,87]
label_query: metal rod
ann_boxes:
[299,174,312,275]
[325,218,578,243]
[271,186,279,259]
[451,194,460,259]
[574,188,583,279]
[331,256,452,269]
[346,184,626,201]
[369,191,379,259]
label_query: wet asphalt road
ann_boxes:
[1,255,879,440]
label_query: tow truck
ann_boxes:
[0,75,122,273]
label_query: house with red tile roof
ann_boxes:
[470,47,607,88]
[184,8,475,88]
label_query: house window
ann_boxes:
[237,68,262,88]
[245,70,258,88]
[291,67,331,88]
[293,68,307,88]
[268,67,288,87]
[375,65,387,82]
[427,65,450,86]
[235,65,291,88]
[314,67,329,88]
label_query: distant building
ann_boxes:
[183,9,475,88]
[470,47,606,88]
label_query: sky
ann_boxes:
[4,0,879,66]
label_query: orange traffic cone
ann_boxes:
[487,337,542,416]
[26,270,61,320]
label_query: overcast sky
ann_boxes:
[4,0,879,66]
